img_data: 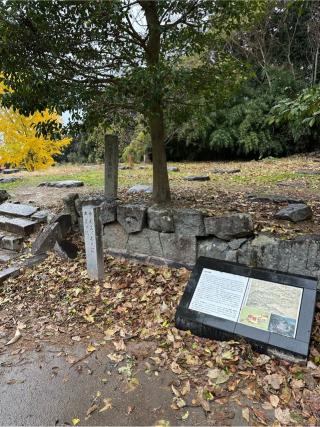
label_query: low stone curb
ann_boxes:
[0,253,48,285]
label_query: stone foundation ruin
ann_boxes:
[66,195,320,285]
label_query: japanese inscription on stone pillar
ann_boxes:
[83,205,104,281]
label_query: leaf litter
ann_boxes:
[0,249,319,425]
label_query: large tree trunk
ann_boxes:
[140,0,171,204]
[149,103,171,204]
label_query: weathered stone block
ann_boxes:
[160,233,197,265]
[228,238,248,250]
[0,249,18,263]
[0,215,38,236]
[306,241,320,274]
[0,267,20,284]
[197,237,228,260]
[0,177,19,183]
[63,193,79,225]
[204,213,253,241]
[2,168,19,174]
[49,213,72,237]
[0,202,38,218]
[54,240,78,260]
[148,206,174,233]
[0,190,10,204]
[75,195,106,216]
[31,210,50,223]
[128,184,152,194]
[275,240,292,273]
[100,200,117,224]
[117,204,147,233]
[103,222,128,251]
[275,204,312,222]
[32,222,62,254]
[173,208,205,236]
[288,241,310,276]
[39,180,84,188]
[1,235,23,252]
[127,229,163,258]
[248,194,304,204]
[183,176,210,181]
[211,168,240,174]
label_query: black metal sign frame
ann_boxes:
[175,257,317,358]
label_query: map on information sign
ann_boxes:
[238,278,302,338]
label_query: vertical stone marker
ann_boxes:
[104,134,119,200]
[83,205,104,281]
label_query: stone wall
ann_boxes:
[91,202,320,281]
[65,195,320,282]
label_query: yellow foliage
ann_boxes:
[0,81,71,171]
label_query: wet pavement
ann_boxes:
[1,341,237,426]
[0,341,247,426]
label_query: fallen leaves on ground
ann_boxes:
[99,398,112,413]
[0,250,320,425]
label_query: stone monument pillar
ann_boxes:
[104,134,119,200]
[83,205,104,281]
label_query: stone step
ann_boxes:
[0,215,38,236]
[0,253,47,285]
[0,249,18,263]
[0,266,20,283]
[0,202,39,218]
[0,234,24,252]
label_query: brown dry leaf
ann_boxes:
[181,380,190,396]
[196,388,210,413]
[127,405,135,415]
[154,420,170,427]
[66,355,77,364]
[228,379,240,391]
[291,379,305,389]
[242,407,250,423]
[85,305,95,315]
[255,354,270,366]
[171,397,186,410]
[215,370,231,384]
[170,361,182,375]
[107,353,124,363]
[280,386,292,404]
[181,411,189,421]
[83,314,94,323]
[86,403,98,416]
[171,385,180,397]
[104,328,116,339]
[185,353,198,366]
[86,344,96,353]
[5,327,22,346]
[265,373,284,390]
[99,398,112,413]
[269,394,280,408]
[207,368,220,380]
[113,339,126,351]
[200,398,210,413]
[262,402,273,410]
[126,377,140,392]
[16,321,26,330]
[274,407,292,425]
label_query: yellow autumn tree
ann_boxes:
[0,82,71,171]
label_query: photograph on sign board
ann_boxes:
[238,278,302,338]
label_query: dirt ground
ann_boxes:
[4,153,320,237]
